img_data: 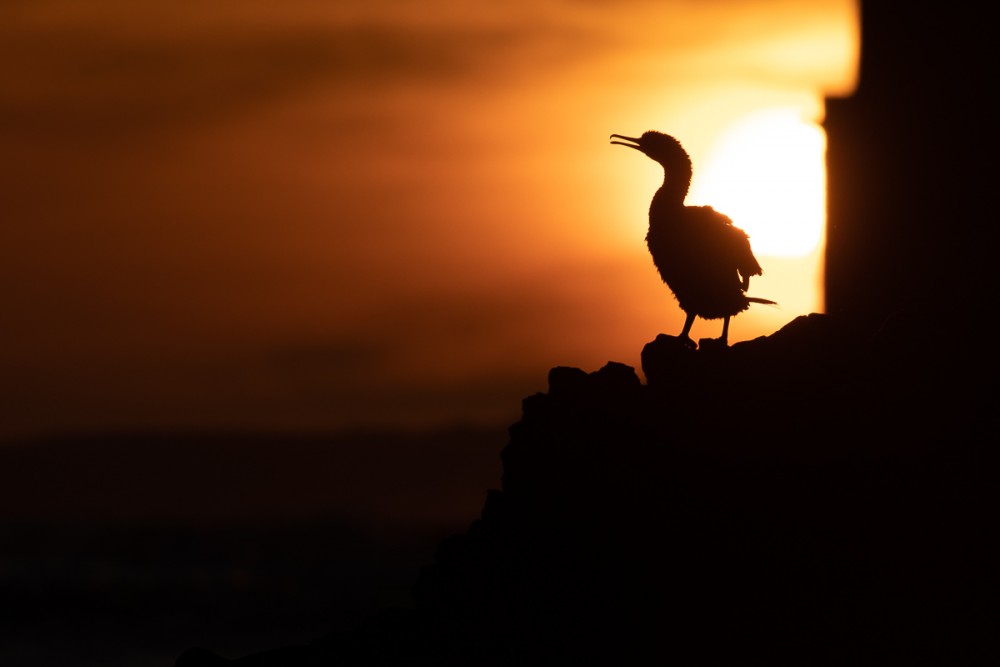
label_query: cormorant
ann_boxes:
[611,131,775,348]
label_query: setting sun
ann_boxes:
[689,108,827,258]
[1,0,858,438]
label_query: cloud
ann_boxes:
[0,1,603,142]
[1,0,854,142]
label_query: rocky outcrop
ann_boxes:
[178,313,992,666]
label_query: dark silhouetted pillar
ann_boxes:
[825,3,995,331]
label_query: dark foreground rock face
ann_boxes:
[178,313,994,666]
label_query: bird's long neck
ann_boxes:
[653,155,692,209]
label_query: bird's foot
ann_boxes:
[698,336,729,352]
[658,333,697,349]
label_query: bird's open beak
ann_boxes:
[610,133,641,150]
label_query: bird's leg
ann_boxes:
[679,312,697,348]
[719,316,731,346]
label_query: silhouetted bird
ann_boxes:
[611,131,775,348]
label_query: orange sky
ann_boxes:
[0,0,858,441]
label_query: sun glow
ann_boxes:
[689,108,827,257]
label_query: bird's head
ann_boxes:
[610,131,689,168]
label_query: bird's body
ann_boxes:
[611,131,774,348]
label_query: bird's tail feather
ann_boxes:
[747,297,777,306]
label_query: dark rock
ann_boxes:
[545,366,589,397]
[176,648,230,667]
[177,313,992,666]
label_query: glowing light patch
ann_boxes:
[690,109,826,257]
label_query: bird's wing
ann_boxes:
[733,231,763,280]
[682,206,763,282]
